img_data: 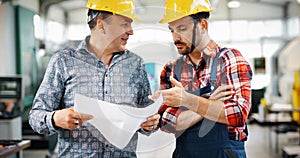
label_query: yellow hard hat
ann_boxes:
[160,0,213,23]
[85,0,140,22]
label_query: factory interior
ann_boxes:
[0,0,300,158]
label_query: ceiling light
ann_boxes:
[227,0,240,8]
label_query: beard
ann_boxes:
[175,41,192,55]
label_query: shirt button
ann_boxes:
[104,142,110,148]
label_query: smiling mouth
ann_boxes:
[122,37,128,42]
[119,38,127,44]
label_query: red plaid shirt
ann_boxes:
[158,40,252,141]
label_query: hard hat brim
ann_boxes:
[85,1,141,23]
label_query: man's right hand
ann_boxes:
[52,107,93,130]
[209,85,234,101]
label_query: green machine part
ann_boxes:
[15,5,38,108]
[14,6,58,153]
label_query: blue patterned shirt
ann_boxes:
[29,36,153,157]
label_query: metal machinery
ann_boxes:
[0,76,23,140]
[278,37,300,105]
[0,3,57,156]
[277,37,300,124]
[264,36,300,123]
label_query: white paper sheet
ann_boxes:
[74,93,163,149]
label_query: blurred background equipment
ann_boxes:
[0,76,23,140]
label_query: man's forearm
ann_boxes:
[175,110,203,131]
[184,94,227,124]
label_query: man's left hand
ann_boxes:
[140,113,160,131]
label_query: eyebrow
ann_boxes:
[168,24,186,31]
[125,19,133,23]
[116,14,133,23]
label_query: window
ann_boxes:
[67,24,90,41]
[46,21,64,43]
[287,17,300,37]
[264,20,283,37]
[231,20,248,41]
[209,21,230,42]
[33,14,44,39]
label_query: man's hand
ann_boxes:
[210,85,234,101]
[140,113,160,131]
[148,90,161,101]
[160,76,188,107]
[160,76,235,107]
[53,107,93,130]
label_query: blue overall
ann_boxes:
[172,48,247,158]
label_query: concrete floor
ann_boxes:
[23,123,299,158]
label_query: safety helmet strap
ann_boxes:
[189,20,198,54]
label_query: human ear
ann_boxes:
[96,19,105,33]
[199,19,208,34]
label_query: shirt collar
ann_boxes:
[76,35,125,60]
[202,40,218,59]
[76,35,90,53]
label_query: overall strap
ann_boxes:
[173,57,184,81]
[210,47,226,91]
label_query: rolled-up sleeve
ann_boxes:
[158,104,183,133]
[222,49,252,127]
[158,64,184,133]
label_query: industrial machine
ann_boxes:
[0,76,23,140]
[263,36,300,124]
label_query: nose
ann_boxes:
[126,29,133,35]
[126,25,134,35]
[172,32,180,41]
